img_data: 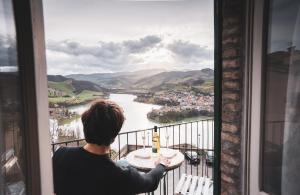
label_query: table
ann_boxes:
[126,148,184,195]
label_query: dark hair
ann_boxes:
[81,99,125,146]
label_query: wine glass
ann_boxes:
[141,131,146,149]
[147,131,150,147]
[165,128,170,149]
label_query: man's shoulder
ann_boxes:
[53,147,81,160]
[54,146,75,154]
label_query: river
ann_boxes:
[68,94,162,133]
[50,93,214,151]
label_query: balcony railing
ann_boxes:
[51,119,214,195]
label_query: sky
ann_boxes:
[43,0,214,75]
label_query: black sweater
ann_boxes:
[53,147,165,195]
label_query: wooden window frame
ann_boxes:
[12,0,53,194]
[213,0,222,195]
[246,0,270,194]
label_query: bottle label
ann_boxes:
[152,139,157,153]
[152,147,157,153]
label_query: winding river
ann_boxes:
[68,94,162,133]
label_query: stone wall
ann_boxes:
[221,0,245,194]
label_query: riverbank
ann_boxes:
[147,107,213,123]
[57,114,80,125]
[134,90,213,123]
[49,106,81,126]
[134,95,179,106]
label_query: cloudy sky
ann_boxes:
[43,0,214,75]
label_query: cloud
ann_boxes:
[166,40,213,70]
[47,39,128,73]
[47,40,123,58]
[47,35,161,58]
[46,35,162,74]
[168,40,212,60]
[123,35,162,53]
[46,35,213,75]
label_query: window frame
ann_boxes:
[248,0,271,194]
[213,0,222,195]
[12,0,53,194]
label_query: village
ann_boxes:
[135,91,214,123]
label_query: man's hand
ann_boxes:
[155,156,170,167]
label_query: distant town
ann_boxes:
[135,90,213,123]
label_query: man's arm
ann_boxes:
[121,164,166,194]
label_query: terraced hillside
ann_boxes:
[48,75,108,107]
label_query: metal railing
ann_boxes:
[51,119,214,195]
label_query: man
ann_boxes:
[53,100,169,195]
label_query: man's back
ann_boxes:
[53,147,165,195]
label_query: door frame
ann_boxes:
[13,0,53,194]
[247,0,270,194]
[213,0,222,194]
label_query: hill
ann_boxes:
[47,75,69,82]
[47,75,108,107]
[133,68,214,94]
[48,75,107,94]
[65,68,213,94]
[66,69,165,89]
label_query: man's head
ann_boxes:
[81,99,125,146]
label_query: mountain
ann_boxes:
[48,75,107,94]
[64,68,214,94]
[47,75,69,82]
[133,68,214,92]
[47,75,108,106]
[65,69,165,89]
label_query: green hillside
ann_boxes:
[48,75,108,107]
[192,79,214,94]
[48,81,74,96]
[66,69,165,89]
[48,90,105,106]
[133,69,214,94]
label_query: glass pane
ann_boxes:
[0,0,26,194]
[262,0,300,194]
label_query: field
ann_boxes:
[48,76,107,107]
[48,81,74,95]
[48,90,105,107]
[192,79,214,94]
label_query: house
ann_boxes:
[0,0,299,194]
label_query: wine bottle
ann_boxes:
[152,126,160,154]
